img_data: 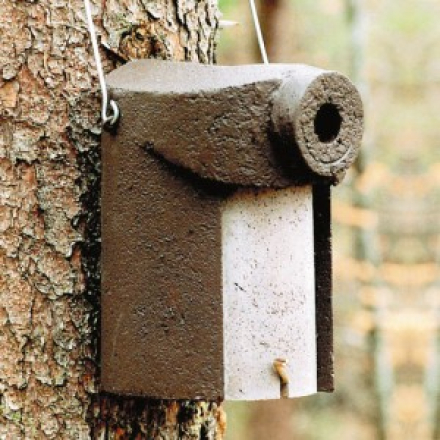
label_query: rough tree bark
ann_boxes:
[0,0,222,438]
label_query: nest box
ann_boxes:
[101,60,363,400]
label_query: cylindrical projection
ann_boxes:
[271,68,363,179]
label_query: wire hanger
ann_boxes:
[248,0,269,64]
[84,0,119,126]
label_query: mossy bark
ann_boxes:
[0,0,222,437]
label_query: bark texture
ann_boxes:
[0,0,219,438]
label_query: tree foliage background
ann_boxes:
[217,1,440,439]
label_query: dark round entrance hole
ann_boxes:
[314,103,342,143]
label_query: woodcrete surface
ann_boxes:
[101,61,342,400]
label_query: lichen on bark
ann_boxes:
[0,0,221,437]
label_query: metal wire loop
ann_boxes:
[84,0,119,126]
[103,100,120,127]
[248,0,269,64]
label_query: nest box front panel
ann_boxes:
[222,186,317,400]
[101,133,226,400]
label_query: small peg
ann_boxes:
[273,358,289,399]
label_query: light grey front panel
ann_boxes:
[222,186,317,400]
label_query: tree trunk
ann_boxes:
[346,2,390,439]
[0,0,222,438]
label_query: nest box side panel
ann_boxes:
[313,185,334,391]
[101,114,225,400]
[222,187,317,400]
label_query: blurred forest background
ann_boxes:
[216,0,440,439]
